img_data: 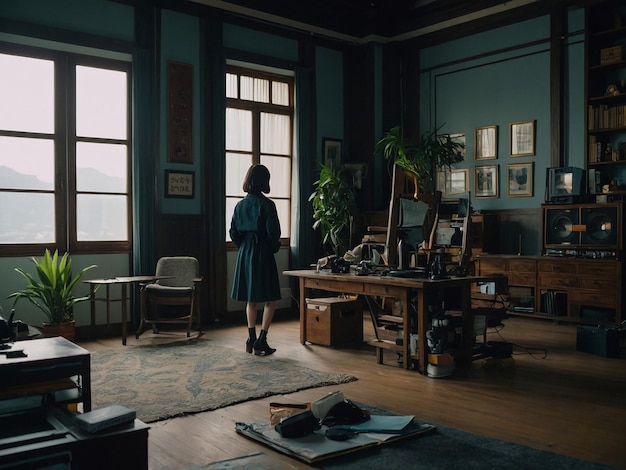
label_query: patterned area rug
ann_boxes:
[89,339,357,423]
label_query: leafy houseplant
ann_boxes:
[8,249,96,340]
[309,164,357,257]
[375,125,464,193]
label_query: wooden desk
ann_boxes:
[84,276,172,345]
[0,336,91,411]
[284,269,497,374]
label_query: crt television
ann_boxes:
[545,167,586,204]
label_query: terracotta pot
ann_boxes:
[41,321,76,342]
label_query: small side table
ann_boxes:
[84,276,172,345]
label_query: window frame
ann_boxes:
[0,43,133,257]
[225,65,294,250]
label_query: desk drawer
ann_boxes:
[577,276,617,290]
[508,259,536,273]
[508,272,535,286]
[570,289,617,308]
[304,277,363,293]
[539,274,577,289]
[538,260,577,273]
[364,283,405,297]
[478,258,507,273]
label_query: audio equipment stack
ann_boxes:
[543,202,623,259]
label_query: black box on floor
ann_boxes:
[576,325,620,358]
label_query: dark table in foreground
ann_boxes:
[0,336,91,412]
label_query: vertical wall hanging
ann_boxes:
[168,61,193,164]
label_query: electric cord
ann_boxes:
[491,323,548,360]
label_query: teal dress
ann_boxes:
[230,193,282,302]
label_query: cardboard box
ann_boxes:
[600,45,623,65]
[305,297,363,346]
[576,325,621,358]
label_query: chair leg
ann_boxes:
[136,287,148,339]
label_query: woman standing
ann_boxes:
[230,164,282,356]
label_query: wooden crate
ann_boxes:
[305,297,363,346]
[600,45,623,65]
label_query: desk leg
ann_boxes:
[459,282,473,367]
[401,289,411,370]
[416,289,428,375]
[121,283,127,346]
[299,278,306,345]
[82,356,92,412]
[90,285,97,340]
[105,285,110,327]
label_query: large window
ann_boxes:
[0,46,131,256]
[225,66,293,243]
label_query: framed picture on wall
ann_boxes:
[165,170,194,198]
[323,138,342,169]
[437,168,469,199]
[509,120,536,157]
[475,126,497,160]
[474,164,499,198]
[507,162,533,197]
[438,132,466,160]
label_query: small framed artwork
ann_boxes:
[165,170,194,198]
[510,120,535,157]
[438,132,466,160]
[475,126,497,160]
[323,138,342,169]
[475,164,499,198]
[507,162,533,197]
[437,168,469,199]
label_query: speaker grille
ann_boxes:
[581,206,618,246]
[545,208,579,246]
[543,203,623,252]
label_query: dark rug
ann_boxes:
[89,339,357,423]
[320,405,619,470]
[224,404,618,470]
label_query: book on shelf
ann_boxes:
[0,377,80,414]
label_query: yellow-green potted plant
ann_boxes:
[375,125,464,194]
[7,249,96,341]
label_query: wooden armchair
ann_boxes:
[136,256,202,338]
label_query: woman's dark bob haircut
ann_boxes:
[243,164,271,194]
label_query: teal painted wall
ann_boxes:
[160,10,203,215]
[420,13,585,212]
[316,46,344,162]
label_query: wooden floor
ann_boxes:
[80,316,626,469]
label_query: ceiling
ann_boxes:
[191,0,549,41]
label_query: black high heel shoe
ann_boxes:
[246,337,256,354]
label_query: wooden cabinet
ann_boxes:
[470,213,499,257]
[477,255,623,323]
[586,0,626,195]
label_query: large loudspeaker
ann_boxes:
[544,207,580,246]
[544,203,623,250]
[581,205,619,247]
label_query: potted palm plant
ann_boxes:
[375,125,464,194]
[309,163,357,257]
[7,249,96,341]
